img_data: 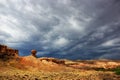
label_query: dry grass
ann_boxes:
[0,58,120,80]
[0,67,119,80]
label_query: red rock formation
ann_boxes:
[0,45,7,54]
[14,49,19,57]
[0,44,19,58]
[39,57,65,64]
[31,49,37,57]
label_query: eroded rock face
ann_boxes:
[31,49,37,57]
[0,44,19,60]
[39,57,65,65]
[0,45,7,53]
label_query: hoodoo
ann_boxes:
[31,49,37,57]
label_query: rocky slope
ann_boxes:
[0,44,120,80]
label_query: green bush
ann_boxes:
[113,67,120,75]
[94,67,120,75]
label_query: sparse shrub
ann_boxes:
[113,67,120,75]
[94,68,106,71]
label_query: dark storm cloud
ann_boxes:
[0,0,120,59]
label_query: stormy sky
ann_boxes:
[0,0,120,60]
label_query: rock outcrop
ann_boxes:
[31,49,37,57]
[39,57,65,64]
[0,44,19,59]
[0,44,66,71]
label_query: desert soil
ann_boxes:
[0,59,120,80]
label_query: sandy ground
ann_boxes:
[0,58,120,80]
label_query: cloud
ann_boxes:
[0,0,120,59]
[53,37,69,48]
[102,39,120,46]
